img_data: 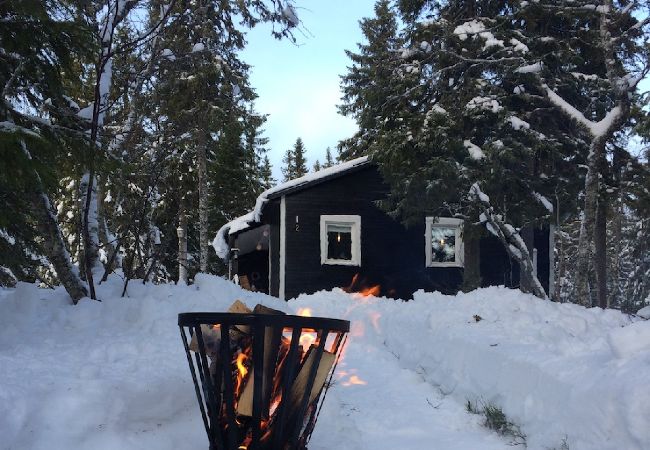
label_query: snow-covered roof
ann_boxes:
[212,156,370,260]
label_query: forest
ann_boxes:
[1,0,649,312]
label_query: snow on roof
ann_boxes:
[212,156,370,259]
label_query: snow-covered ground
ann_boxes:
[0,276,648,450]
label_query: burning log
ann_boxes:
[236,304,285,418]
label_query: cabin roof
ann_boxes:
[212,156,371,259]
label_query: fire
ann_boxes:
[337,369,368,387]
[297,307,312,317]
[299,329,317,349]
[235,351,249,395]
[343,273,381,298]
[343,375,367,386]
[357,285,380,297]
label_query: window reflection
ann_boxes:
[431,226,456,263]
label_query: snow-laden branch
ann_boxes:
[544,85,622,139]
[469,183,548,299]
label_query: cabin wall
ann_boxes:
[281,167,464,300]
[249,165,550,300]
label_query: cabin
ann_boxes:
[213,157,552,300]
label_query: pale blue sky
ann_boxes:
[242,1,377,179]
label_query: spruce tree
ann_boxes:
[0,0,91,299]
[323,147,335,168]
[282,137,309,181]
[338,0,407,160]
[342,0,650,301]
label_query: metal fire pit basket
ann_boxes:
[178,312,350,450]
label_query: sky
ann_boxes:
[241,1,377,180]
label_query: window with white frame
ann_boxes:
[320,215,361,266]
[425,217,464,267]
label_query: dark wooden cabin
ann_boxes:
[216,158,552,300]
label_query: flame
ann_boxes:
[235,351,249,395]
[299,330,317,349]
[357,285,380,297]
[343,273,381,298]
[297,307,312,317]
[342,375,367,386]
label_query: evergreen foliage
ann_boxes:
[281,137,309,181]
[339,0,650,304]
[0,0,293,297]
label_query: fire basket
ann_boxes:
[178,306,349,450]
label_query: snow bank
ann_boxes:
[1,279,648,450]
[292,287,650,450]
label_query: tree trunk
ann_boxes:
[177,197,188,284]
[96,176,119,273]
[575,138,604,306]
[461,223,481,292]
[28,190,88,303]
[518,227,535,295]
[197,132,209,273]
[595,193,608,308]
[470,184,547,299]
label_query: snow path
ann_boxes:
[310,329,509,450]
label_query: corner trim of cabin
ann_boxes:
[319,214,361,266]
[279,195,286,300]
[425,217,465,268]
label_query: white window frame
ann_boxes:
[425,217,464,268]
[320,215,361,266]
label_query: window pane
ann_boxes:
[327,224,352,260]
[431,226,456,263]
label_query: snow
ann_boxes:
[507,115,530,130]
[282,5,299,27]
[453,20,504,50]
[191,43,205,53]
[0,228,16,245]
[509,38,529,53]
[514,62,543,74]
[213,157,370,259]
[161,48,176,61]
[637,305,650,319]
[0,278,648,450]
[466,96,503,114]
[545,86,623,138]
[533,192,554,213]
[463,140,485,160]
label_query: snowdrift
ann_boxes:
[0,276,648,450]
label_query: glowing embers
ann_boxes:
[180,302,349,450]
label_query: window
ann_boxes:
[320,215,361,266]
[425,217,464,267]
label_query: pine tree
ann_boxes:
[339,0,405,160]
[342,0,650,301]
[282,137,309,181]
[313,160,322,172]
[323,147,335,168]
[0,0,92,300]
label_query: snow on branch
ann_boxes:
[544,85,622,139]
[469,183,548,299]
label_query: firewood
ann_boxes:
[188,300,253,354]
[188,324,221,356]
[287,345,335,411]
[236,304,285,417]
